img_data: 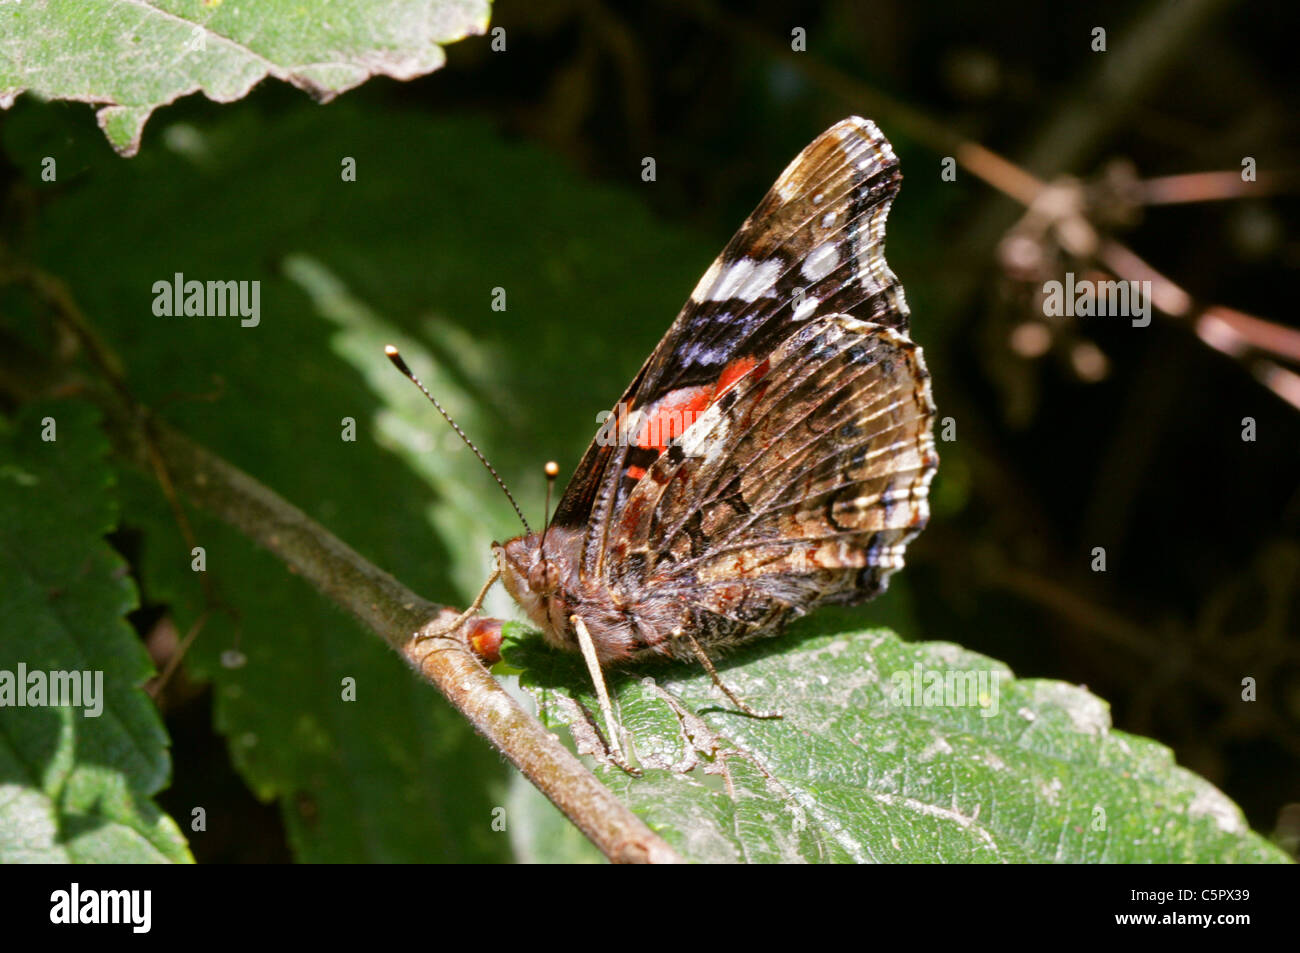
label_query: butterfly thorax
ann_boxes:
[497,528,681,666]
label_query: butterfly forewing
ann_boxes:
[552,118,910,579]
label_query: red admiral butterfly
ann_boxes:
[391,117,937,765]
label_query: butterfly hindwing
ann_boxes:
[604,313,937,650]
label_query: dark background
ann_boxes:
[2,0,1296,860]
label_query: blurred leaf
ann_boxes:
[0,399,190,863]
[504,620,1290,864]
[0,0,491,155]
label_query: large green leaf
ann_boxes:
[504,620,1289,863]
[0,399,190,863]
[0,0,491,155]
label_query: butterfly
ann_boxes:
[393,116,937,767]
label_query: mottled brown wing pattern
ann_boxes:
[605,313,936,653]
[494,117,936,681]
[552,118,909,584]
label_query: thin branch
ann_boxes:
[1138,170,1294,205]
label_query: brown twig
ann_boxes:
[1138,170,1293,205]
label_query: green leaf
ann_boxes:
[504,620,1289,864]
[0,399,191,863]
[0,0,491,156]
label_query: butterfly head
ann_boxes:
[495,526,584,651]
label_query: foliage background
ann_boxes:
[0,0,1296,862]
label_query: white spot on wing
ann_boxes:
[793,294,820,320]
[709,257,781,302]
[679,412,729,461]
[688,257,723,303]
[801,242,840,282]
[738,259,783,301]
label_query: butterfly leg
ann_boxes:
[414,561,501,649]
[570,614,640,775]
[682,631,782,720]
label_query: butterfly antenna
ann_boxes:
[385,345,532,535]
[539,460,560,581]
[542,461,559,529]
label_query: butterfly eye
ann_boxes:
[527,558,550,595]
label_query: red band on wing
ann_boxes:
[633,385,710,453]
[631,356,771,456]
[714,355,764,398]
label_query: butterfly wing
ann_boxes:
[552,117,911,585]
[606,311,937,651]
